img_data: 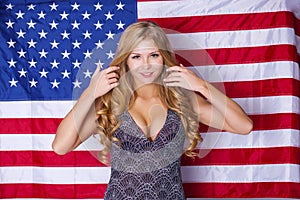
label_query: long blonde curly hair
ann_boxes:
[95,21,202,164]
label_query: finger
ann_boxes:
[95,65,102,72]
[163,76,181,83]
[110,82,119,88]
[105,66,120,73]
[166,65,184,72]
[164,81,180,87]
[106,72,119,79]
[92,65,102,77]
[165,71,183,80]
[108,78,119,84]
[166,71,181,77]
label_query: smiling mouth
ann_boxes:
[140,72,154,78]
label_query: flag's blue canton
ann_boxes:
[0,0,137,100]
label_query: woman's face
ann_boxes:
[127,39,164,85]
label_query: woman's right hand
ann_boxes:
[88,65,120,98]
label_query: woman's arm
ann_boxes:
[193,81,253,134]
[52,88,98,155]
[52,66,119,155]
[164,65,253,134]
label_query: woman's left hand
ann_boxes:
[163,64,205,92]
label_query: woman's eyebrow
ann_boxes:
[130,52,140,55]
[130,50,159,55]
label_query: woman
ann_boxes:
[52,21,253,199]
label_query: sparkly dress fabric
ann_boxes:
[104,109,186,200]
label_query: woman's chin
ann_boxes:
[135,78,161,86]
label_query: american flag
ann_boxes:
[0,0,299,199]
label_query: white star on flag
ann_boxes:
[61,70,71,79]
[72,20,80,29]
[82,11,91,20]
[16,10,25,19]
[27,20,36,29]
[94,2,103,11]
[8,58,16,68]
[50,79,60,88]
[9,78,18,87]
[27,39,37,48]
[7,39,16,48]
[1,0,135,98]
[106,30,115,40]
[18,68,27,77]
[37,11,46,19]
[116,2,125,10]
[39,69,49,78]
[60,11,69,20]
[72,79,82,88]
[6,19,14,29]
[29,78,38,87]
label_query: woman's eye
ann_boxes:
[151,53,159,58]
[131,55,140,59]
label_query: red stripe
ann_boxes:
[222,78,300,98]
[0,151,105,167]
[1,182,299,198]
[0,118,61,134]
[175,45,299,66]
[183,182,300,198]
[295,16,300,36]
[200,113,300,132]
[249,113,300,131]
[0,114,298,134]
[181,147,300,166]
[1,146,299,167]
[0,183,106,198]
[140,11,295,32]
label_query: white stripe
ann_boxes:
[0,133,103,151]
[0,129,299,151]
[181,164,300,183]
[1,164,299,184]
[296,35,300,54]
[138,0,294,18]
[0,95,298,119]
[0,100,75,118]
[0,166,110,184]
[234,96,300,115]
[167,28,295,49]
[197,129,300,150]
[286,0,300,19]
[192,61,299,82]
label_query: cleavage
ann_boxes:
[128,104,168,141]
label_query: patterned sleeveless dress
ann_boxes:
[104,109,186,200]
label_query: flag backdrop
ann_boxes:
[0,0,299,199]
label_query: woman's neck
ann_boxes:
[135,83,160,99]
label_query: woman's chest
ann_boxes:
[113,109,184,152]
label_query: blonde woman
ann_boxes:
[52,21,253,199]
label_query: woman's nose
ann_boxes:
[142,56,148,64]
[142,57,151,68]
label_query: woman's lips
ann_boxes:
[140,72,153,78]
